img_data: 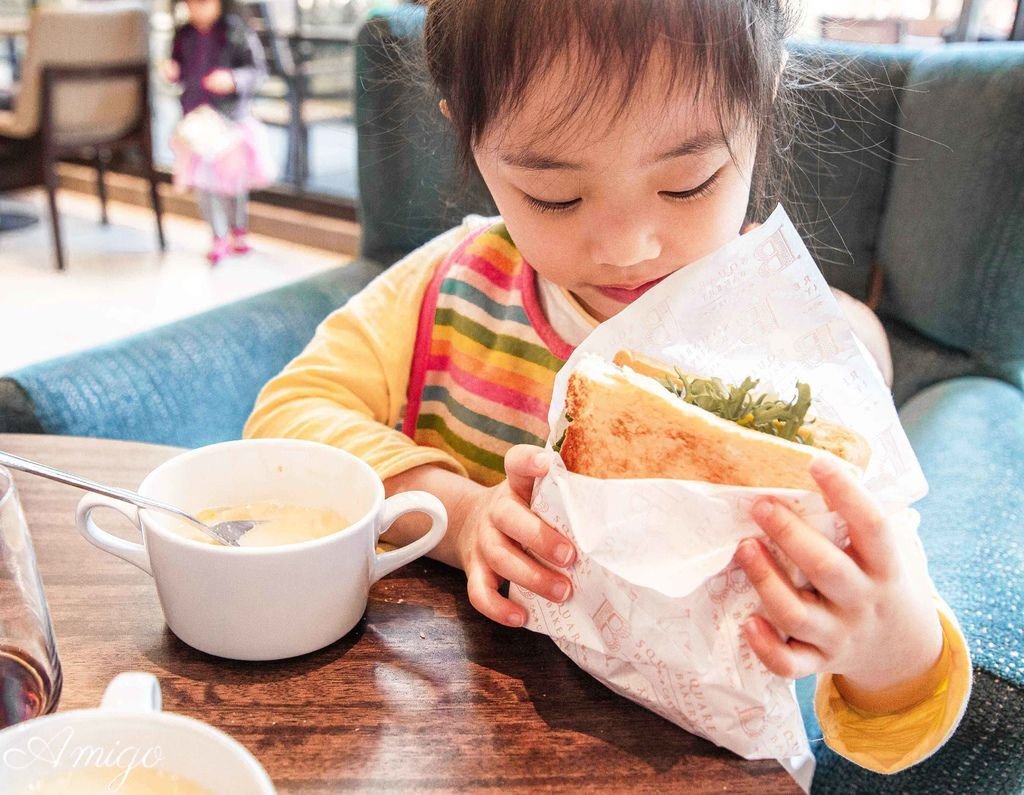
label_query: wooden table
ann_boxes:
[1,434,799,793]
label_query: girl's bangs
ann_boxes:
[432,0,788,151]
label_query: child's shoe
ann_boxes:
[230,227,251,254]
[207,236,231,265]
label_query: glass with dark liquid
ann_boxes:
[0,465,62,728]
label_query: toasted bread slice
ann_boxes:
[558,354,869,491]
[612,350,871,471]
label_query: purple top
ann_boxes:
[170,16,266,120]
[177,26,220,115]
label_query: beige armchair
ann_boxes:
[0,4,164,270]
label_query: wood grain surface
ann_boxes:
[0,434,799,793]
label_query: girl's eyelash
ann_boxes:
[522,167,724,215]
[660,169,723,202]
[523,195,581,214]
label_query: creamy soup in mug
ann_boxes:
[171,502,351,547]
[17,766,213,794]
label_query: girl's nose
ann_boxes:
[588,217,662,270]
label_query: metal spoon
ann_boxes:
[0,450,256,546]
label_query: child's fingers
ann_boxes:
[742,615,826,680]
[735,539,839,650]
[810,457,897,579]
[482,536,572,605]
[493,499,575,568]
[504,444,550,502]
[750,498,864,605]
[465,560,526,627]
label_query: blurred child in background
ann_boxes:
[163,0,275,264]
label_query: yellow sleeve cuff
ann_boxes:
[814,607,972,773]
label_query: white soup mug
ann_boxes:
[75,439,446,661]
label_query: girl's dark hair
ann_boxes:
[424,0,802,223]
[175,0,236,25]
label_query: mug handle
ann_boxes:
[373,491,447,583]
[100,672,162,713]
[76,493,153,576]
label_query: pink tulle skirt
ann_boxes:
[171,108,277,195]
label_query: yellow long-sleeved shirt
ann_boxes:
[245,217,971,774]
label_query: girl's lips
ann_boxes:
[594,274,670,304]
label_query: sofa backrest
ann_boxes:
[355,6,495,268]
[877,43,1024,381]
[785,43,917,299]
[0,263,382,444]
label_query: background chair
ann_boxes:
[0,5,164,270]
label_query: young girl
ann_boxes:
[245,0,969,777]
[163,0,274,264]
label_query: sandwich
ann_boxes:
[554,350,870,492]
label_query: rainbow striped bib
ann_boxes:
[404,224,574,486]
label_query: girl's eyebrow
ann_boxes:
[502,130,728,172]
[651,130,729,164]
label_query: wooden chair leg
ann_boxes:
[139,87,166,252]
[95,149,109,225]
[141,143,166,252]
[40,71,64,270]
[149,170,165,251]
[44,164,64,271]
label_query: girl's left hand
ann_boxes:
[734,456,943,708]
[202,69,236,95]
[162,59,181,84]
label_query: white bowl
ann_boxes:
[0,673,275,794]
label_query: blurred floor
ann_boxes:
[0,188,348,372]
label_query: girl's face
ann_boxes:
[472,52,756,322]
[186,0,222,32]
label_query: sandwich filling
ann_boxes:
[553,366,813,453]
[552,352,872,486]
[656,371,813,445]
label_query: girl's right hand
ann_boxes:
[162,60,181,84]
[454,445,575,627]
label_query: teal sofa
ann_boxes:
[2,8,1022,792]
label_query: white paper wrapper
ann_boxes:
[509,206,928,776]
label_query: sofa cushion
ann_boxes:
[900,376,1023,688]
[885,316,980,407]
[877,44,1024,371]
[1,260,383,447]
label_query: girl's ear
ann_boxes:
[439,99,452,121]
